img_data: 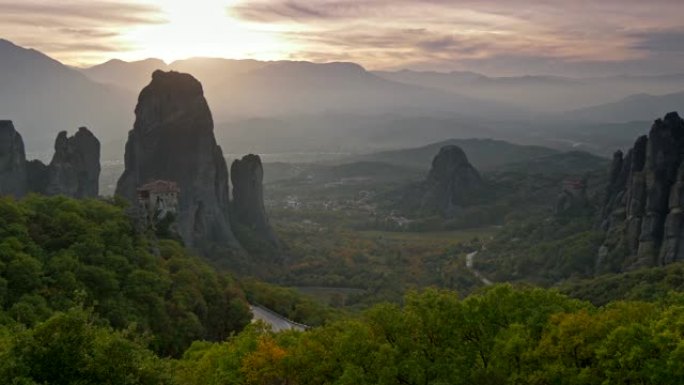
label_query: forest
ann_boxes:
[1,196,683,384]
[0,196,251,358]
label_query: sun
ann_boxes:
[118,0,293,63]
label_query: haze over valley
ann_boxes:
[2,1,684,384]
[4,37,684,165]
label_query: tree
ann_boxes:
[0,308,167,385]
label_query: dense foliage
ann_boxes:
[0,195,251,356]
[0,308,167,385]
[477,216,604,285]
[562,262,684,305]
[273,218,485,304]
[173,285,684,385]
[1,278,683,383]
[241,278,341,326]
[2,152,682,383]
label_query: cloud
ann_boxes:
[2,0,684,75]
[631,30,684,53]
[58,28,120,39]
[0,0,164,64]
[31,41,130,54]
[0,1,164,25]
[231,1,384,22]
[230,0,684,76]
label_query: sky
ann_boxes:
[1,0,684,76]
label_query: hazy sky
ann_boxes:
[2,0,684,76]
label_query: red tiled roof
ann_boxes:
[137,180,180,193]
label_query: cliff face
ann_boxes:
[26,160,49,194]
[231,154,279,247]
[0,122,101,199]
[44,127,100,198]
[0,120,27,197]
[600,112,684,270]
[115,70,239,249]
[420,145,483,216]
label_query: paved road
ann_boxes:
[250,305,308,332]
[465,251,493,286]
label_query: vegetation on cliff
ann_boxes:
[0,196,682,384]
[0,195,251,358]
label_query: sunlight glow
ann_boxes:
[118,0,294,63]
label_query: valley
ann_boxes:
[1,8,684,381]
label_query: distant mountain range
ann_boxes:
[497,151,609,175]
[568,91,684,123]
[261,139,607,186]
[0,38,681,159]
[354,138,561,171]
[375,70,684,113]
[81,57,525,121]
[0,39,133,156]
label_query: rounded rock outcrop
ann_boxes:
[44,127,101,198]
[420,145,483,215]
[116,70,238,250]
[599,112,684,271]
[0,120,27,197]
[231,154,279,247]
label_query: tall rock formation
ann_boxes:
[419,145,483,216]
[116,70,238,249]
[600,112,684,270]
[231,154,279,247]
[42,127,100,197]
[26,160,49,194]
[0,120,27,197]
[0,122,101,199]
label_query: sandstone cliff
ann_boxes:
[600,112,684,271]
[420,145,483,216]
[44,127,100,197]
[116,70,239,250]
[26,160,48,194]
[22,127,101,198]
[0,120,27,197]
[231,154,279,247]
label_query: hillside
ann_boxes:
[81,58,167,91]
[81,57,268,94]
[569,91,684,123]
[0,39,133,155]
[539,120,650,156]
[356,138,560,171]
[2,39,534,157]
[215,115,498,156]
[498,151,609,175]
[10,38,680,160]
[82,56,524,122]
[0,195,251,357]
[377,69,684,113]
[561,262,684,305]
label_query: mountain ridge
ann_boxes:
[569,90,684,123]
[355,138,561,171]
[0,39,133,154]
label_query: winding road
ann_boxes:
[465,251,492,286]
[250,305,308,332]
[250,252,491,332]
[250,251,492,332]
